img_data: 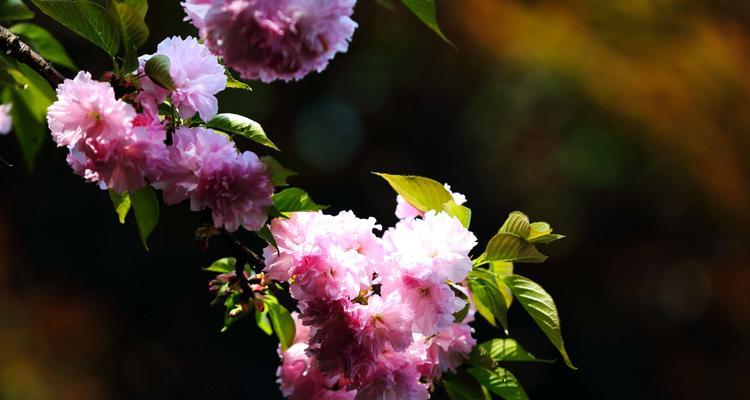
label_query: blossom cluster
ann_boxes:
[182,0,358,82]
[264,191,478,399]
[45,36,273,232]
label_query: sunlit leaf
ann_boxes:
[31,0,120,56]
[499,211,531,238]
[107,0,149,72]
[262,156,297,186]
[225,69,251,90]
[108,189,131,224]
[204,257,237,273]
[255,307,273,335]
[144,54,175,90]
[374,173,452,213]
[474,338,554,363]
[467,367,529,400]
[443,370,491,400]
[130,186,159,250]
[468,268,509,333]
[502,274,576,369]
[443,199,471,228]
[484,233,548,263]
[265,295,296,350]
[207,113,278,151]
[399,0,454,47]
[273,187,327,215]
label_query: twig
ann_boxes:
[0,25,65,87]
[220,228,264,299]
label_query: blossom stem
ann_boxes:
[220,228,264,299]
[0,25,65,87]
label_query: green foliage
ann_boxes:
[374,173,452,212]
[477,211,564,264]
[443,371,491,400]
[9,23,76,70]
[0,0,34,20]
[264,294,296,351]
[204,257,237,273]
[225,69,251,90]
[399,0,454,47]
[144,54,175,90]
[467,367,529,400]
[108,190,131,224]
[206,113,278,151]
[473,338,554,364]
[272,187,327,215]
[107,0,149,72]
[255,306,273,335]
[31,0,120,56]
[442,199,471,228]
[1,60,55,170]
[130,186,159,250]
[501,274,575,369]
[467,268,509,333]
[261,156,297,186]
[220,291,247,332]
[255,225,278,250]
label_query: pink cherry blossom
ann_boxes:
[151,127,273,231]
[193,0,357,82]
[354,349,429,400]
[181,0,213,29]
[355,292,414,353]
[426,323,476,377]
[139,36,226,121]
[0,104,12,135]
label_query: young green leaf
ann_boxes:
[130,186,159,250]
[206,113,278,151]
[0,0,34,20]
[399,0,454,47]
[264,295,296,350]
[144,54,175,90]
[502,274,576,369]
[499,211,531,238]
[373,173,452,213]
[474,338,554,363]
[255,225,278,251]
[255,307,273,336]
[261,156,297,186]
[225,69,251,90]
[31,0,120,56]
[527,221,565,244]
[467,367,529,400]
[108,190,131,224]
[9,23,77,70]
[468,268,509,333]
[490,261,514,307]
[443,370,491,400]
[273,187,328,215]
[107,0,149,72]
[443,199,471,228]
[484,233,548,263]
[204,257,237,273]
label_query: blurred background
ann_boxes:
[2,0,750,398]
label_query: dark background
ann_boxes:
[2,0,750,399]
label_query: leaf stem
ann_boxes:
[0,25,65,87]
[220,228,264,299]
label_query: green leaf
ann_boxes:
[467,367,529,400]
[449,283,470,323]
[468,268,509,333]
[499,211,531,238]
[490,261,514,307]
[443,200,471,228]
[399,0,454,47]
[443,370,491,400]
[108,189,131,224]
[256,225,278,251]
[31,0,120,56]
[255,307,273,336]
[484,233,548,263]
[0,0,34,20]
[206,113,278,151]
[2,60,55,170]
[204,257,237,273]
[144,54,175,90]
[261,156,297,186]
[107,0,149,72]
[273,187,327,215]
[265,295,296,350]
[475,338,554,363]
[10,23,77,70]
[528,221,565,244]
[374,173,452,213]
[221,291,248,332]
[501,274,576,369]
[130,186,159,250]
[225,69,251,90]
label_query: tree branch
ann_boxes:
[0,25,65,87]
[221,229,265,299]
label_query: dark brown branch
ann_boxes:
[0,25,65,87]
[221,229,264,299]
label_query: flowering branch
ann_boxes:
[0,25,65,87]
[220,228,263,299]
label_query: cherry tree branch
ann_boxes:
[0,25,65,87]
[220,228,264,299]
